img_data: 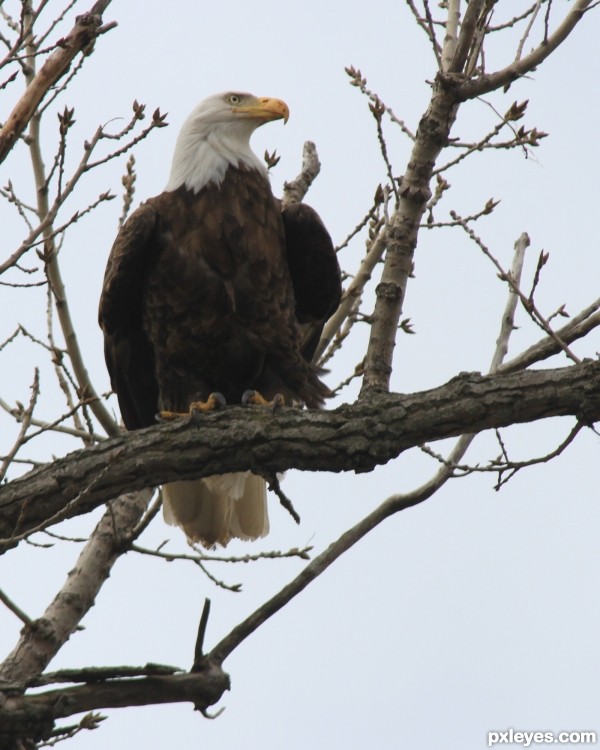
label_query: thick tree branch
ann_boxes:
[0,1,115,165]
[0,667,229,743]
[360,75,459,393]
[1,360,599,549]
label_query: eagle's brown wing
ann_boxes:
[98,203,160,430]
[281,202,342,363]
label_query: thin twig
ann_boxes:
[345,65,415,140]
[0,368,39,481]
[405,0,443,66]
[130,542,312,565]
[192,599,211,669]
[498,300,600,373]
[418,421,584,488]
[451,211,581,364]
[335,187,383,253]
[515,0,543,60]
[490,232,529,370]
[267,474,300,525]
[0,587,32,625]
[315,219,388,364]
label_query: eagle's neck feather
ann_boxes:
[165,120,267,194]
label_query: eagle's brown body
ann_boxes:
[99,92,341,547]
[100,167,339,428]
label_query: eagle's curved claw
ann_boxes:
[242,390,285,412]
[190,392,227,415]
[189,392,226,430]
[156,392,227,424]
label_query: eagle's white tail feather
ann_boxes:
[163,472,269,548]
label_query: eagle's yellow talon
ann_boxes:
[190,392,227,414]
[242,390,285,411]
[156,393,226,423]
[156,409,182,422]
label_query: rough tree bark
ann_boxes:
[1,359,599,548]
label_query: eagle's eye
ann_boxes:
[227,94,242,105]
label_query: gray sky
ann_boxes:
[1,2,599,748]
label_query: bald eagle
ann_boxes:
[99,92,341,547]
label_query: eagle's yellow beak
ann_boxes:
[233,96,289,124]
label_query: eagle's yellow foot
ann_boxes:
[190,392,227,415]
[242,389,285,412]
[156,392,226,422]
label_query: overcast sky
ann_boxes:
[1,2,600,748]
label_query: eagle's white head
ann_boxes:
[165,91,289,194]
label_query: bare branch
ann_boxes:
[451,211,581,364]
[26,108,120,437]
[448,0,487,73]
[492,422,584,490]
[0,587,33,626]
[441,0,461,71]
[369,98,399,203]
[335,185,384,253]
[405,0,443,67]
[488,4,541,33]
[418,421,584,486]
[1,360,600,548]
[499,299,600,373]
[0,368,39,482]
[514,0,543,62]
[360,79,459,393]
[0,2,115,164]
[1,668,229,742]
[422,196,498,228]
[131,542,312,565]
[456,1,594,99]
[30,664,184,688]
[315,215,388,362]
[432,100,545,176]
[345,65,416,140]
[0,488,152,686]
[490,233,529,370]
[282,141,321,207]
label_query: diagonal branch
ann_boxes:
[0,488,152,685]
[455,0,594,99]
[0,0,115,165]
